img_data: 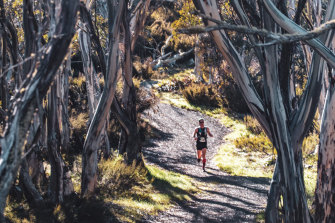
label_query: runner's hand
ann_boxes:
[194,137,197,141]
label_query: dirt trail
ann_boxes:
[141,103,270,222]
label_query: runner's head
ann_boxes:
[199,118,204,127]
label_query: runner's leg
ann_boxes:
[202,148,207,170]
[197,150,202,162]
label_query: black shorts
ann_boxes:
[197,142,207,150]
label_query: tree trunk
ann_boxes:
[19,157,44,208]
[130,0,151,51]
[47,81,64,203]
[194,34,204,81]
[58,50,71,152]
[116,4,142,163]
[81,0,125,196]
[0,0,78,215]
[315,76,335,222]
[262,41,310,222]
[79,2,111,157]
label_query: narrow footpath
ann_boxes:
[141,103,270,222]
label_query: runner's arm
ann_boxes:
[207,128,213,137]
[193,128,198,140]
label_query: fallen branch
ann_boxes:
[152,48,194,69]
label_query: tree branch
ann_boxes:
[261,0,335,69]
[177,19,335,46]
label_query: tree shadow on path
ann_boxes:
[141,103,270,222]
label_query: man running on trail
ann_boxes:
[193,118,213,171]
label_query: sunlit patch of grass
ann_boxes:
[71,155,82,193]
[96,156,198,223]
[157,91,226,115]
[215,143,274,178]
[304,167,317,208]
[158,92,193,109]
[146,165,198,200]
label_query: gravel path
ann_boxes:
[141,103,270,222]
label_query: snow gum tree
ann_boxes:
[192,0,335,222]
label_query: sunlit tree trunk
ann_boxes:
[78,1,111,158]
[115,0,151,163]
[81,0,125,196]
[117,1,142,163]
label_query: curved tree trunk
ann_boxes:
[81,0,125,196]
[79,6,111,158]
[115,0,151,163]
[0,0,78,216]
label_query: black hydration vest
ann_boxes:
[197,127,207,144]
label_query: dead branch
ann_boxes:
[178,16,335,46]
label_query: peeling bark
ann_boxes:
[0,0,78,215]
[81,0,125,196]
[315,72,335,223]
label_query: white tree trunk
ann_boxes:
[315,77,335,222]
[81,0,125,196]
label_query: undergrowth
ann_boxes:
[97,155,198,222]
[5,155,197,223]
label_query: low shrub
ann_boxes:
[182,82,222,108]
[302,132,319,158]
[219,72,255,113]
[234,133,273,154]
[69,112,88,155]
[244,115,263,135]
[133,57,154,79]
[156,76,193,92]
[97,156,147,195]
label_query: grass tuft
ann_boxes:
[98,155,198,222]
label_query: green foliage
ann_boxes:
[171,0,201,30]
[234,133,273,154]
[182,82,222,108]
[171,0,200,50]
[70,112,88,131]
[97,156,197,222]
[69,112,88,155]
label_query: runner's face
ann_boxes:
[199,121,204,127]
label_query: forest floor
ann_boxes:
[140,102,270,222]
